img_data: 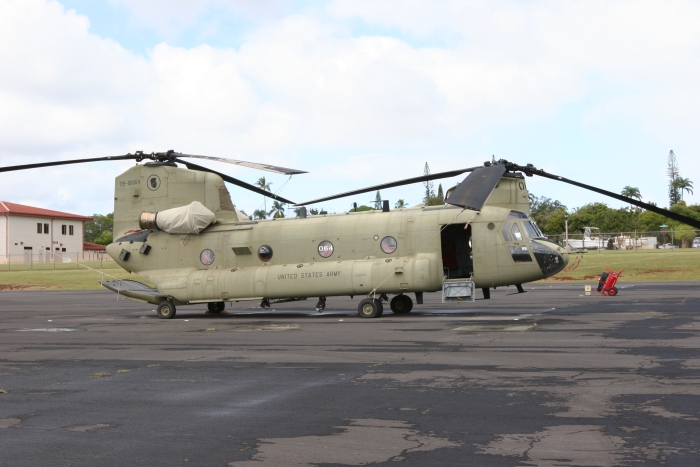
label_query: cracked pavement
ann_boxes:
[0,282,699,466]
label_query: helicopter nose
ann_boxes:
[529,240,567,277]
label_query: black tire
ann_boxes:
[358,298,381,318]
[390,295,413,314]
[374,299,384,317]
[608,286,618,296]
[157,300,176,319]
[207,302,225,314]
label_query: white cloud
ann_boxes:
[0,0,151,153]
[109,0,299,40]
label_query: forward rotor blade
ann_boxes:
[0,154,137,173]
[177,154,307,175]
[532,169,700,230]
[295,167,480,206]
[446,163,507,211]
[174,158,296,205]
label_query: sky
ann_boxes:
[1,0,698,218]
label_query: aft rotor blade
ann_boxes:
[177,154,308,175]
[174,158,296,205]
[0,154,138,173]
[295,167,480,206]
[532,169,700,230]
[446,163,507,211]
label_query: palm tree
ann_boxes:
[256,177,273,212]
[672,177,694,201]
[269,201,285,218]
[621,186,642,215]
[253,209,267,220]
[621,186,642,230]
[621,186,642,201]
[395,199,408,209]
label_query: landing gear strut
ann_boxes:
[207,302,225,314]
[316,296,326,313]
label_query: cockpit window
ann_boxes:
[522,220,545,239]
[506,211,529,220]
[511,223,523,241]
[508,245,532,262]
[501,223,512,241]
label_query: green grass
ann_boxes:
[1,249,698,290]
[0,267,138,290]
[545,248,700,282]
[0,260,121,272]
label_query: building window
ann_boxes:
[37,223,42,233]
[45,247,50,251]
[44,223,49,234]
[62,225,67,235]
[69,225,74,235]
[61,248,66,252]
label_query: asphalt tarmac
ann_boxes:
[1,281,699,466]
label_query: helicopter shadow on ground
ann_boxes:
[141,307,537,320]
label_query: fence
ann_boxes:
[547,229,700,250]
[0,251,118,271]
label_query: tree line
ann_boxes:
[530,150,697,242]
[529,195,699,236]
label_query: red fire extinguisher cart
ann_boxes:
[597,268,623,296]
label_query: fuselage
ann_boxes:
[107,202,568,304]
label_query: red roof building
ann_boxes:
[0,201,93,221]
[1,201,99,263]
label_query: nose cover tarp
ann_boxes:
[155,201,216,235]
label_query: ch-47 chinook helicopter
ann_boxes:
[2,151,699,319]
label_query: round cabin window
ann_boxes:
[200,249,215,266]
[258,245,273,262]
[318,241,334,258]
[380,236,397,254]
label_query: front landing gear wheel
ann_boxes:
[157,300,176,319]
[390,295,413,314]
[358,298,382,318]
[608,287,618,296]
[207,302,225,314]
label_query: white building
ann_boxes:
[0,201,94,264]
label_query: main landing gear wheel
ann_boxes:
[608,287,618,296]
[157,300,176,319]
[390,295,413,314]
[358,298,383,318]
[207,302,225,314]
